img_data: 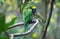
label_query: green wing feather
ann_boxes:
[23,9,32,32]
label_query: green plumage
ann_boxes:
[23,4,44,32]
[23,8,32,32]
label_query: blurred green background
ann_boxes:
[0,0,60,39]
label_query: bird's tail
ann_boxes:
[24,23,29,32]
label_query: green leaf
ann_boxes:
[0,13,17,34]
[0,13,5,34]
[0,36,8,39]
[6,17,17,27]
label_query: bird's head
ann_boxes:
[30,6,37,14]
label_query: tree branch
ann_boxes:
[42,0,55,39]
[9,19,39,39]
[4,31,10,39]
